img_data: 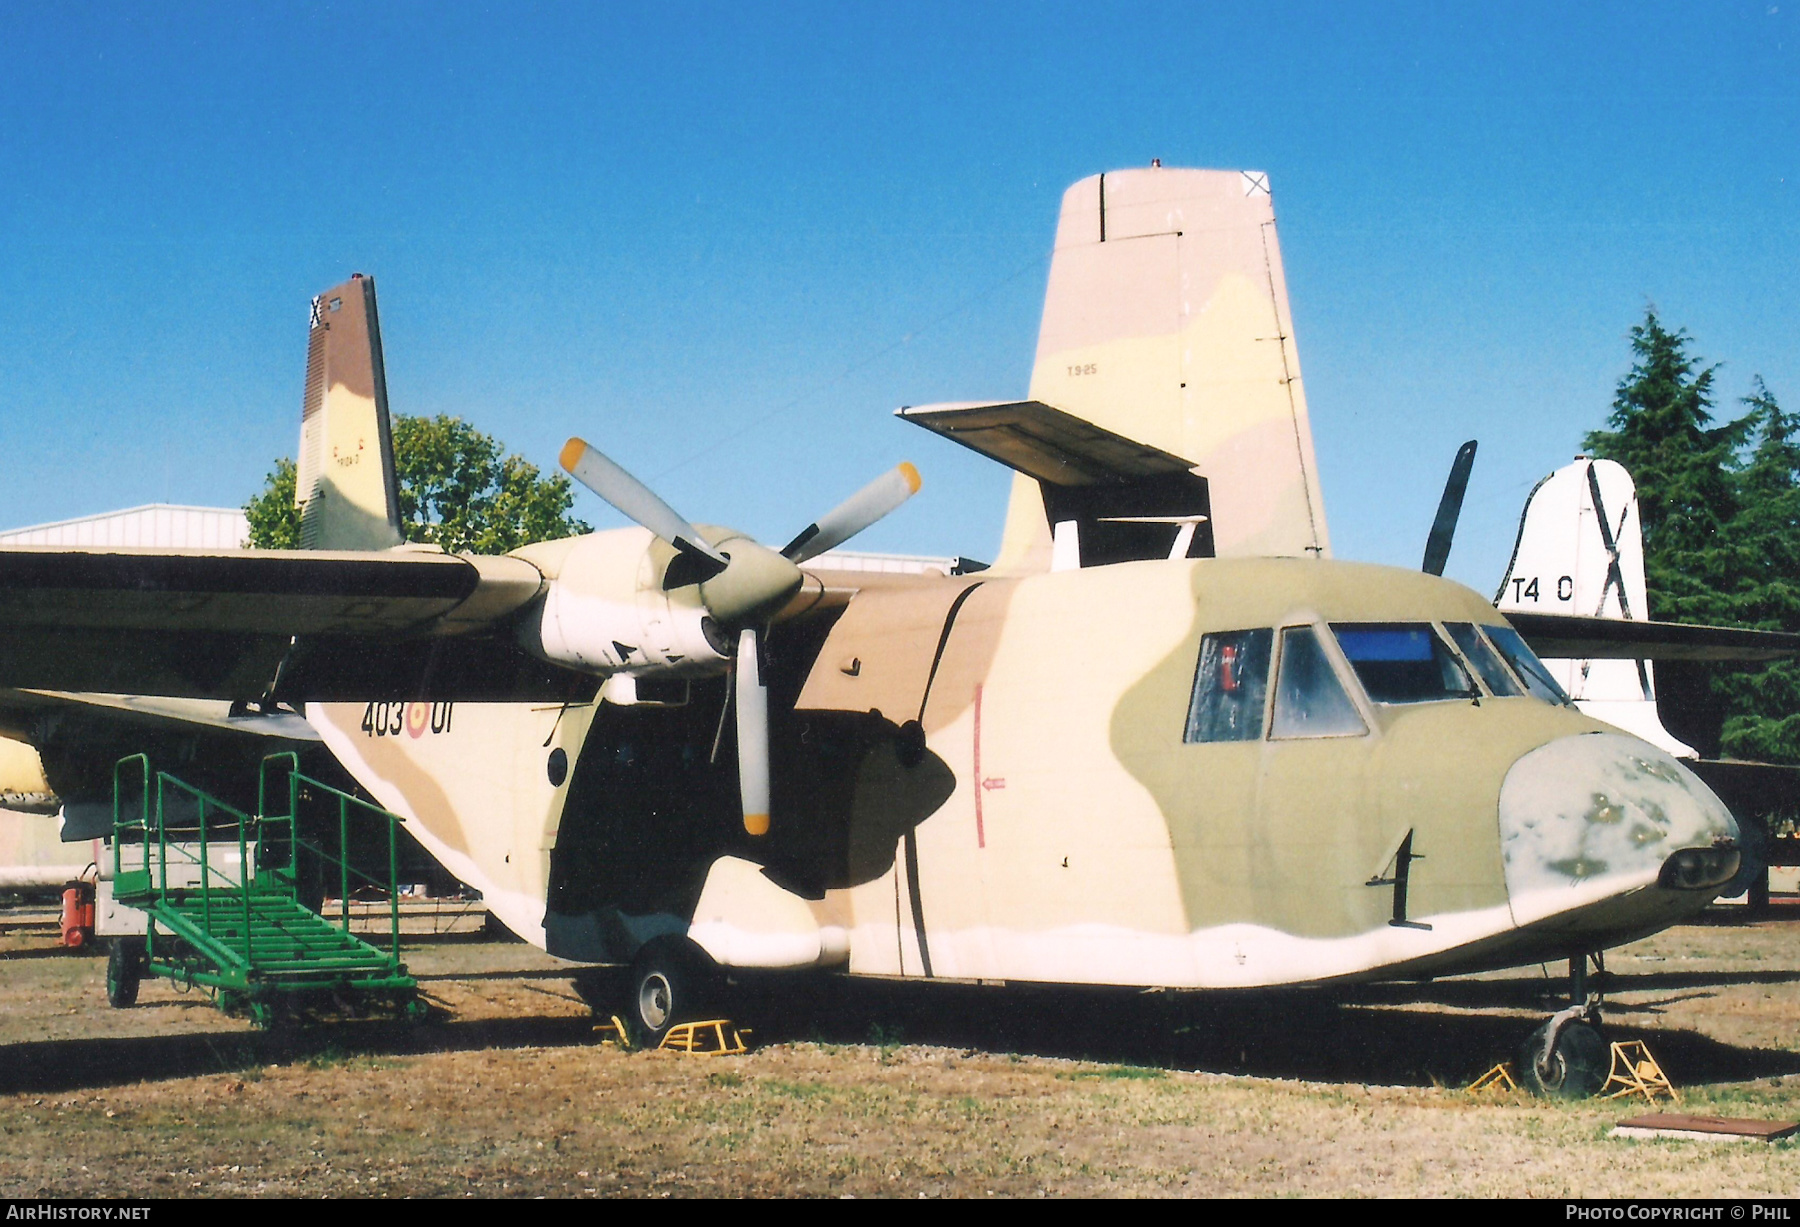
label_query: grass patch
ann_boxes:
[1058,1065,1166,1082]
[760,1079,834,1101]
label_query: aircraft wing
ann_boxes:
[1505,611,1800,662]
[896,400,1196,486]
[0,545,581,702]
[0,689,319,746]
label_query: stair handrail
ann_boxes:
[111,754,151,891]
[258,754,407,965]
[113,755,264,973]
[256,753,302,892]
[149,771,259,970]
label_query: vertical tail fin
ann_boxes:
[295,274,404,551]
[996,167,1330,570]
[1495,457,1695,757]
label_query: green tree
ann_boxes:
[244,415,589,553]
[1716,379,1800,762]
[1582,310,1741,626]
[1586,312,1800,763]
[245,457,303,550]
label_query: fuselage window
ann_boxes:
[1444,622,1524,697]
[1270,626,1368,739]
[1185,628,1273,743]
[1329,623,1477,705]
[1480,624,1573,705]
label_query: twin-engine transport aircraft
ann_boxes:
[0,168,1790,1095]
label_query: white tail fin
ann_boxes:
[1495,457,1695,757]
[993,167,1330,570]
[295,274,404,551]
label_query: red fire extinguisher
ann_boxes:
[61,868,95,950]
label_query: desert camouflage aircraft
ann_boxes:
[0,167,1789,1094]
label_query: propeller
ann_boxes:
[560,438,922,836]
[1421,440,1478,576]
[781,463,921,563]
[560,439,729,587]
[736,627,770,837]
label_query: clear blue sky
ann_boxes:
[1,2,1794,597]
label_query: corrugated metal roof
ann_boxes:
[0,504,250,549]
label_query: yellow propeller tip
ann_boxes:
[559,437,588,473]
[899,461,922,493]
[744,813,770,837]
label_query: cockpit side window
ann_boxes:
[1480,623,1572,705]
[1444,622,1524,697]
[1185,629,1273,743]
[1271,626,1368,739]
[1330,623,1477,705]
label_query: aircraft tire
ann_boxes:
[625,937,717,1049]
[106,938,145,1009]
[1517,1019,1608,1098]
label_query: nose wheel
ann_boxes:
[1517,952,1609,1097]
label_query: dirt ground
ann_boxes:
[2,904,1799,1198]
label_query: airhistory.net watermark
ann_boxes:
[3,1207,149,1221]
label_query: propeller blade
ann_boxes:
[781,462,922,563]
[736,627,770,837]
[560,438,727,583]
[1422,440,1478,576]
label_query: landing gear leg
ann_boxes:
[1517,951,1608,1098]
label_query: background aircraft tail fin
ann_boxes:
[1495,457,1696,757]
[295,274,404,551]
[994,166,1330,571]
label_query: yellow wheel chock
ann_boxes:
[1468,1062,1520,1094]
[658,1019,751,1055]
[1602,1040,1677,1104]
[594,1015,633,1050]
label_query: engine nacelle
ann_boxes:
[513,528,734,677]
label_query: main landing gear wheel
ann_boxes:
[1516,1017,1608,1098]
[625,938,717,1049]
[106,937,145,1009]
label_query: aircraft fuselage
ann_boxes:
[311,547,1739,990]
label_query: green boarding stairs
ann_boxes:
[109,753,421,1027]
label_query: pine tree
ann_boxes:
[1582,310,1741,626]
[1717,379,1800,762]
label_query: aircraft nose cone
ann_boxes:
[1498,732,1737,927]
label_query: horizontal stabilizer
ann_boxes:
[900,400,1212,567]
[897,400,1196,486]
[1507,611,1800,662]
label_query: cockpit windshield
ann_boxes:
[1330,623,1477,705]
[1478,623,1572,705]
[1444,622,1524,697]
